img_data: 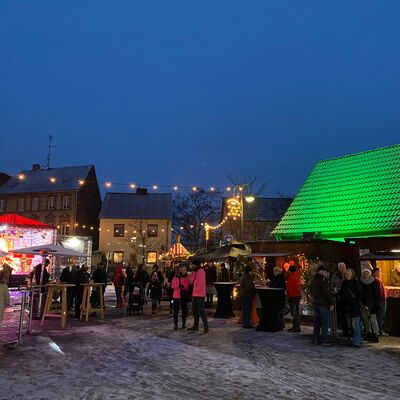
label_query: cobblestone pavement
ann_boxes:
[1,295,400,400]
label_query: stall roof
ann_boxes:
[273,144,400,240]
[0,214,53,229]
[249,252,295,257]
[359,252,400,261]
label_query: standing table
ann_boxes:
[255,287,285,332]
[41,283,75,328]
[80,283,105,322]
[213,282,235,318]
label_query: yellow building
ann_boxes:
[99,189,172,266]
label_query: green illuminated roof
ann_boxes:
[273,144,400,240]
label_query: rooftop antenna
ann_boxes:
[45,134,55,169]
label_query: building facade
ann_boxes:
[99,190,172,266]
[0,164,102,246]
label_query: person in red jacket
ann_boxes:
[187,260,209,333]
[286,265,302,332]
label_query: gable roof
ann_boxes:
[273,144,400,240]
[222,197,293,222]
[100,192,173,220]
[0,165,94,195]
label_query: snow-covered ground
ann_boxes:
[1,290,400,400]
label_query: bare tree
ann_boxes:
[173,188,222,252]
[126,220,162,264]
[225,173,268,196]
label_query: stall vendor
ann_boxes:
[390,265,400,287]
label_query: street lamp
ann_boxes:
[231,184,255,241]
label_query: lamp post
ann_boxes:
[231,184,255,241]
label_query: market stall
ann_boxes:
[0,214,55,284]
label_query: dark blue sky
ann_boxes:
[1,1,399,196]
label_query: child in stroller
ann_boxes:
[127,285,145,315]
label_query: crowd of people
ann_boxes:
[0,257,390,349]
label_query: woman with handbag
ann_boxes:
[171,264,191,330]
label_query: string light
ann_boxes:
[9,172,238,194]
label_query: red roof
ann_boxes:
[0,214,54,229]
[168,242,191,257]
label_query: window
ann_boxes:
[32,198,39,211]
[62,196,70,210]
[48,196,56,210]
[113,251,124,264]
[17,199,25,212]
[60,222,69,235]
[114,224,125,237]
[147,224,158,237]
[147,251,158,264]
[0,199,7,212]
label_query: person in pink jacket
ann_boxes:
[171,264,191,330]
[187,260,209,333]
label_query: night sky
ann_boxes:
[1,1,399,196]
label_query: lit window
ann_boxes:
[147,251,158,264]
[113,251,124,263]
[114,224,125,237]
[147,224,158,237]
[17,198,25,212]
[32,197,39,211]
[48,196,56,210]
[62,196,70,210]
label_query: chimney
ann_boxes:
[136,187,148,195]
[32,164,41,171]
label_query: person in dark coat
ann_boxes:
[147,272,162,314]
[124,266,134,299]
[168,266,179,314]
[219,263,229,282]
[240,266,255,328]
[74,266,89,319]
[92,264,108,308]
[60,266,74,311]
[269,267,286,329]
[269,267,286,289]
[205,263,217,307]
[29,259,50,318]
[360,268,380,343]
[311,266,334,345]
[341,268,363,348]
[152,264,164,308]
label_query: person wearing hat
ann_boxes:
[373,268,388,336]
[187,260,209,333]
[360,268,380,342]
[310,266,334,345]
[286,265,302,332]
[240,265,255,328]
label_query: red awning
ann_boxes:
[0,214,54,229]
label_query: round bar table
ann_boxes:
[255,287,285,332]
[213,282,236,318]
